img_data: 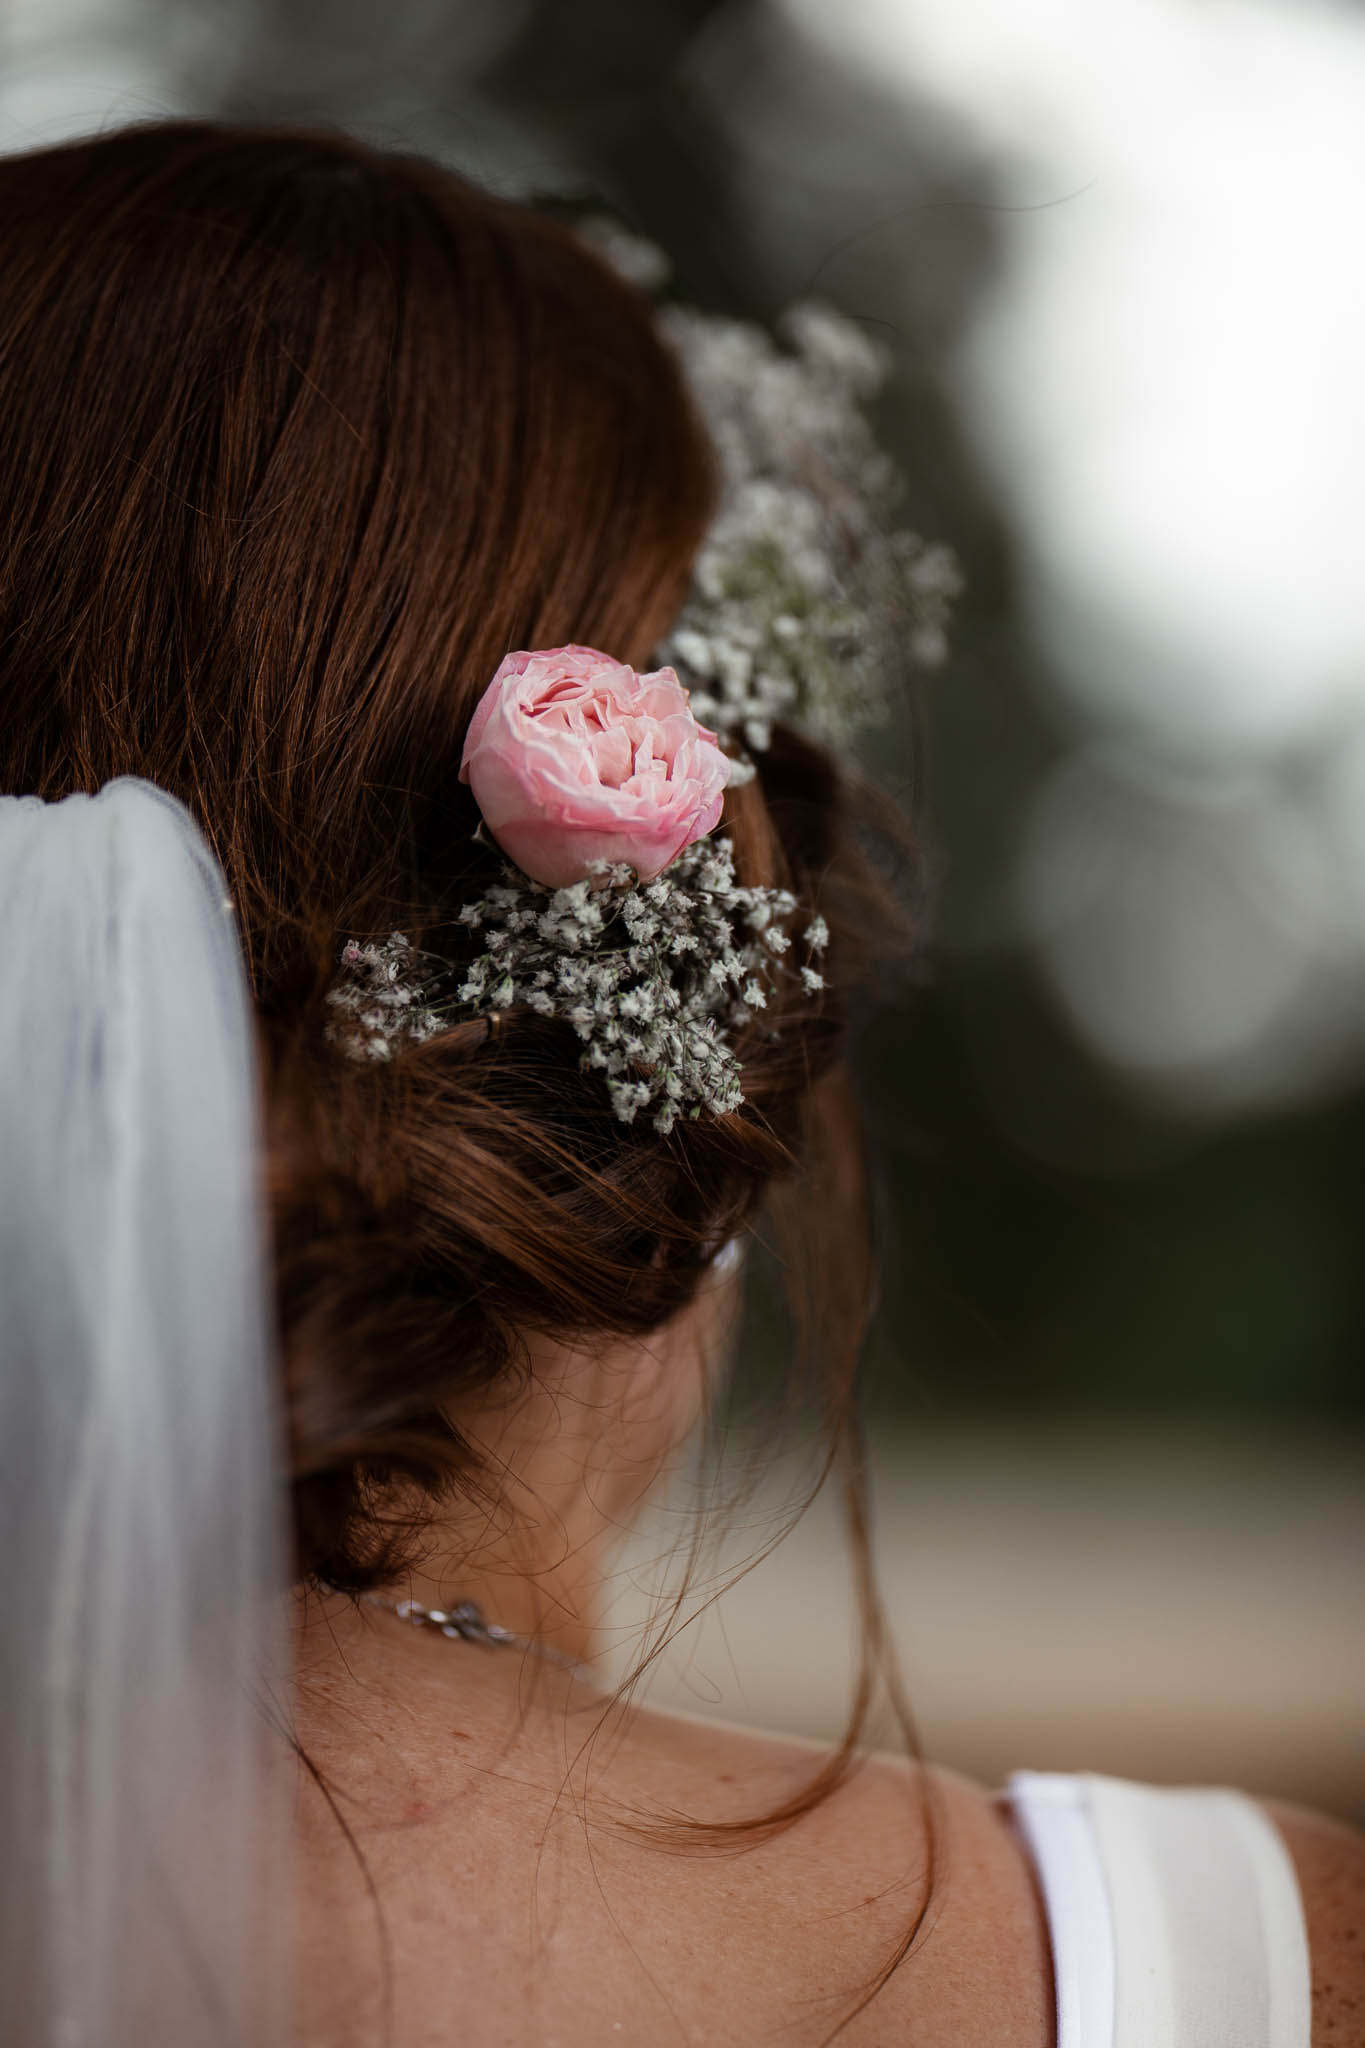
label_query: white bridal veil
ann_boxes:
[0,779,290,2046]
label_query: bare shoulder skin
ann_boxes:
[290,1596,1055,2048]
[1261,1800,1365,2047]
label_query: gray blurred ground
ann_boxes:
[605,1425,1365,1826]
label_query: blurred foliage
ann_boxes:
[861,981,1365,1421]
[191,0,1363,1422]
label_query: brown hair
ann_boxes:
[0,117,932,2040]
[0,117,900,1587]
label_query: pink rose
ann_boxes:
[459,645,731,887]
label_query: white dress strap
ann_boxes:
[1007,1771,1311,2048]
[1009,1772,1116,2048]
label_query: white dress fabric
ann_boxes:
[1007,1771,1311,2048]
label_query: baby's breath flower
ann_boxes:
[328,839,828,1134]
[655,302,962,764]
[324,934,449,1061]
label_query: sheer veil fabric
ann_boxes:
[0,780,291,2046]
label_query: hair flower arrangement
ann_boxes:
[655,302,962,763]
[327,646,826,1132]
[574,217,963,768]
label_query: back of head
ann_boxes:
[0,120,879,1594]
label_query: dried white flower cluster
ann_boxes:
[326,837,828,1135]
[656,300,962,760]
[325,934,450,1059]
[577,217,961,761]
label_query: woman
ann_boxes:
[0,121,1359,2048]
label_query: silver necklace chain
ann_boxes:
[364,1593,588,1677]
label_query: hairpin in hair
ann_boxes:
[326,645,826,1132]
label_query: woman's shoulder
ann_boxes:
[620,1707,1365,2046]
[294,1636,1053,2046]
[1260,1796,1365,2046]
[604,1703,1055,2046]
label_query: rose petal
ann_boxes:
[461,643,732,884]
